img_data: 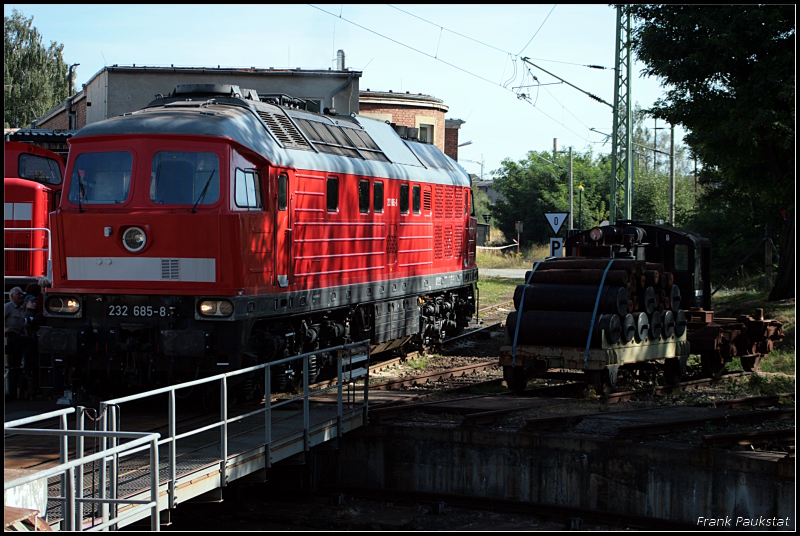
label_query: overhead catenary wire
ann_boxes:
[518,4,557,55]
[310,4,603,149]
[386,4,611,69]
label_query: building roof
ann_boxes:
[359,90,448,112]
[71,93,469,187]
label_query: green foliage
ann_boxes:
[490,148,610,246]
[632,167,696,226]
[471,186,492,228]
[625,5,795,300]
[4,9,70,128]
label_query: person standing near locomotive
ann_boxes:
[5,287,37,400]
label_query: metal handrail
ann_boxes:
[100,341,370,524]
[3,226,52,283]
[5,342,369,531]
[3,424,161,531]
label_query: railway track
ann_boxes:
[477,299,513,315]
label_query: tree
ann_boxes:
[4,9,69,128]
[625,5,795,300]
[490,149,610,246]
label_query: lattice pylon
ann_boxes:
[609,6,633,224]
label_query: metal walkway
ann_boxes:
[4,342,370,531]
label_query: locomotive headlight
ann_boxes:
[198,299,234,318]
[589,227,603,242]
[122,227,147,252]
[46,295,81,315]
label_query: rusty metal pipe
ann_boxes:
[506,311,622,346]
[523,269,630,287]
[513,284,629,317]
[675,309,687,337]
[662,310,676,339]
[668,284,681,312]
[532,258,644,274]
[637,286,656,315]
[621,313,636,343]
[649,311,663,341]
[633,312,649,342]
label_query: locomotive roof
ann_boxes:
[71,95,471,187]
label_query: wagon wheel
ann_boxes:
[700,352,725,379]
[739,355,762,373]
[503,366,528,395]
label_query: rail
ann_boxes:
[3,226,52,285]
[4,341,370,531]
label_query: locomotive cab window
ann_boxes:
[358,180,370,213]
[150,151,219,206]
[400,184,409,214]
[327,177,339,211]
[278,174,288,210]
[68,151,133,205]
[374,181,384,213]
[234,168,263,209]
[19,153,63,185]
[412,185,421,214]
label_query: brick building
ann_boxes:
[358,90,465,161]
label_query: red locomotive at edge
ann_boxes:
[4,140,66,291]
[38,84,478,398]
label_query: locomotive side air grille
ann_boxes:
[386,234,398,255]
[258,111,313,150]
[161,259,180,280]
[444,188,454,220]
[444,226,453,259]
[4,243,30,273]
[454,228,463,258]
[294,118,390,162]
[434,186,444,219]
[423,189,432,211]
[454,189,463,216]
[434,225,443,260]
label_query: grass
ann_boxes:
[476,243,550,269]
[407,355,430,370]
[477,277,519,307]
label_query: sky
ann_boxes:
[5,4,685,180]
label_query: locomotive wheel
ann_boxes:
[503,366,528,395]
[739,355,762,373]
[700,352,725,379]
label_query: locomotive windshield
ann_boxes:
[151,151,220,205]
[18,153,63,185]
[68,151,132,204]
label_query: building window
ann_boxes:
[412,185,420,214]
[419,124,433,144]
[359,180,370,213]
[327,177,339,211]
[234,168,262,209]
[374,181,384,213]
[400,184,409,214]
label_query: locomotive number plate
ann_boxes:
[107,304,168,318]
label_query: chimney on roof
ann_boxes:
[337,49,346,71]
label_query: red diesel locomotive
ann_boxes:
[4,139,66,292]
[38,84,478,397]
